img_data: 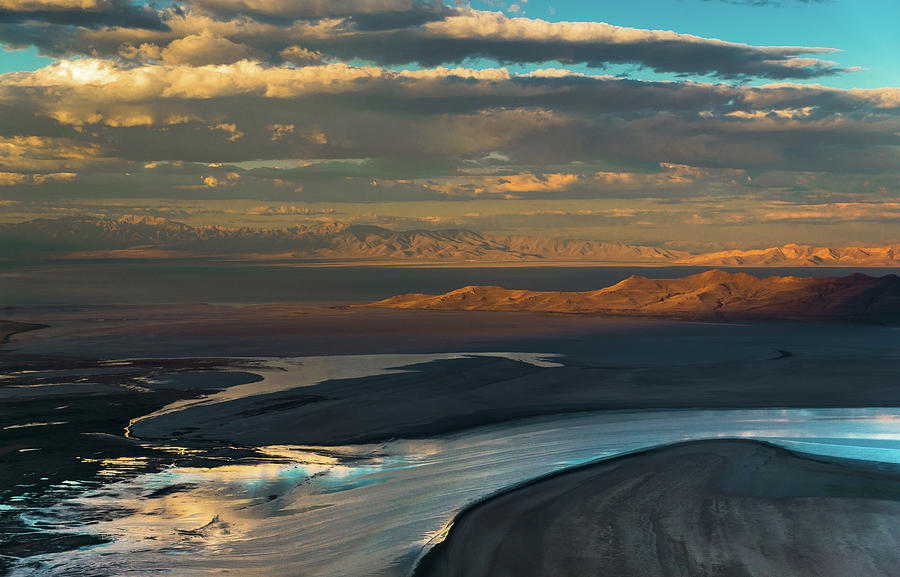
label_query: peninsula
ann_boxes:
[371,270,900,321]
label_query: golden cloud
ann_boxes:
[201,171,241,187]
[0,136,102,171]
[0,171,77,185]
[0,0,107,9]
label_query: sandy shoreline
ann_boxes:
[416,439,900,577]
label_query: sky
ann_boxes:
[0,0,897,249]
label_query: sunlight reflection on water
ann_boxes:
[11,407,900,577]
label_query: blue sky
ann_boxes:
[474,0,898,88]
[0,46,53,74]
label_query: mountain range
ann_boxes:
[371,270,900,321]
[2,215,900,266]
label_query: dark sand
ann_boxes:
[416,439,900,577]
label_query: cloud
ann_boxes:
[160,31,258,65]
[0,170,76,185]
[1,6,852,80]
[395,10,848,79]
[278,45,323,65]
[0,60,896,181]
[209,122,244,141]
[0,135,103,170]
[759,202,900,223]
[417,163,755,199]
[198,171,241,187]
[267,123,293,141]
[185,0,450,22]
[0,59,895,204]
[424,172,581,197]
[0,0,166,31]
[245,203,337,216]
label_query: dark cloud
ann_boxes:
[309,30,848,80]
[184,0,448,20]
[185,0,456,30]
[0,1,167,30]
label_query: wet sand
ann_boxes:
[416,439,900,577]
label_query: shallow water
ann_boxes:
[10,405,900,577]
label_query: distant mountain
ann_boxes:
[0,216,683,262]
[371,270,900,321]
[678,244,900,267]
[1,216,900,266]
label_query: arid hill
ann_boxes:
[371,270,900,321]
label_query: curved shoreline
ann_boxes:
[414,438,900,577]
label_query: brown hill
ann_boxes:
[371,270,900,321]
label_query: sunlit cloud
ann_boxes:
[0,171,76,185]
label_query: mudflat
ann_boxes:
[4,304,900,573]
[5,304,900,446]
[416,439,900,577]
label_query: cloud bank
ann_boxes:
[0,3,854,79]
[0,0,895,247]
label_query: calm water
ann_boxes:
[2,260,898,305]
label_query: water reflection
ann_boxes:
[10,407,900,577]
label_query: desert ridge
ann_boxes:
[370,270,900,321]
